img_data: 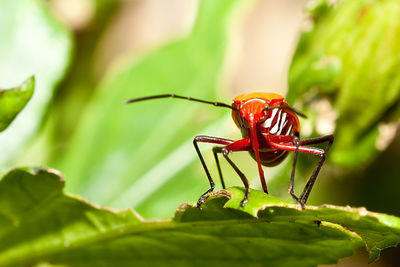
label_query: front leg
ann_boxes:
[194,136,251,208]
[193,135,234,208]
[213,140,252,207]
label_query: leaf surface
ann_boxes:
[1,169,400,266]
[0,77,34,132]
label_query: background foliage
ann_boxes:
[288,0,400,167]
[0,0,72,165]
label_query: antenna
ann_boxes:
[280,104,307,118]
[125,94,236,110]
[263,104,307,118]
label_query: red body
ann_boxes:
[232,92,300,167]
[126,91,333,208]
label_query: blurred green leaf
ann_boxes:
[0,0,72,166]
[305,0,330,21]
[53,0,248,218]
[47,0,118,144]
[2,169,400,266]
[287,0,400,167]
[0,77,34,132]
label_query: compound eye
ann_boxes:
[262,103,271,113]
[260,104,271,121]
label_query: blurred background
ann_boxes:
[0,0,399,265]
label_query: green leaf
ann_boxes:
[2,169,400,266]
[0,0,72,166]
[0,76,34,132]
[287,0,400,167]
[53,0,248,218]
[214,188,400,263]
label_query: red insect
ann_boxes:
[126,92,334,209]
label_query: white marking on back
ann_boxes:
[270,109,282,134]
[277,112,288,135]
[286,125,293,135]
[262,108,278,128]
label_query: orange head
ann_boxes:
[232,92,285,128]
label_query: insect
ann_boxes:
[126,93,334,209]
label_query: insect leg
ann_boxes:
[299,135,335,147]
[211,137,252,190]
[266,134,334,209]
[209,140,251,207]
[212,146,226,189]
[298,135,334,204]
[222,149,249,207]
[193,135,234,208]
[220,138,252,206]
[249,125,268,194]
[289,136,300,204]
